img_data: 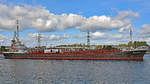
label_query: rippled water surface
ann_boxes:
[0,54,150,84]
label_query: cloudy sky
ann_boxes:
[0,0,150,47]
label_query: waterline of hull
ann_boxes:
[5,56,143,60]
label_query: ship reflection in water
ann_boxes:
[0,54,150,84]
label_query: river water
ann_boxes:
[0,54,150,84]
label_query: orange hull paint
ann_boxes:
[28,50,121,56]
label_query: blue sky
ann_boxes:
[0,0,150,47]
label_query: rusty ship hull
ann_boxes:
[3,49,146,60]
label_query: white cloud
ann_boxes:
[92,32,126,40]
[139,24,150,34]
[49,34,69,40]
[0,34,8,39]
[119,24,132,33]
[21,33,69,47]
[146,38,150,42]
[77,15,124,32]
[74,32,126,40]
[115,11,139,20]
[56,14,85,30]
[0,4,139,32]
[73,34,86,39]
[27,33,38,38]
[77,10,139,32]
[27,33,69,41]
[0,34,8,45]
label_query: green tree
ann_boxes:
[119,44,128,47]
[128,41,133,48]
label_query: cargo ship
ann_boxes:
[2,20,147,60]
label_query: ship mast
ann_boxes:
[16,19,19,38]
[11,19,23,50]
[130,27,133,43]
[13,19,19,41]
[129,27,133,49]
[37,32,41,48]
[87,31,90,47]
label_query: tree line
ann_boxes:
[57,41,149,49]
